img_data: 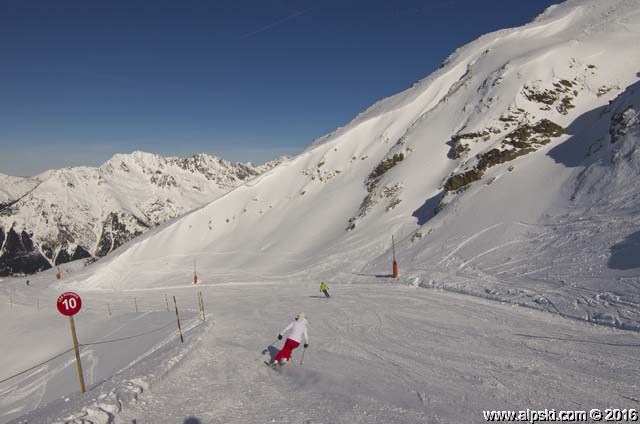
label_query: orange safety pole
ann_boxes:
[193,259,198,285]
[392,235,399,279]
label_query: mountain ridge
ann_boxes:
[0,151,286,276]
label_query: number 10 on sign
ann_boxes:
[56,292,86,393]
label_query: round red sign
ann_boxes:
[56,292,82,316]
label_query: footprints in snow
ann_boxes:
[54,379,148,424]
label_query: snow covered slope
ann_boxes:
[0,152,284,276]
[3,280,638,424]
[76,0,640,329]
[0,175,39,205]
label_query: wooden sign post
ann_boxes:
[173,296,184,343]
[56,292,85,394]
[198,291,205,321]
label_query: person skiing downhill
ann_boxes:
[320,281,330,298]
[272,312,309,366]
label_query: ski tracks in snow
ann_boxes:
[53,379,148,424]
[24,314,208,424]
[457,239,529,270]
[436,223,503,267]
[14,284,640,424]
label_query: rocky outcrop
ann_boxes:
[95,212,147,257]
[610,106,638,144]
[70,245,92,261]
[347,151,407,231]
[0,227,51,276]
[444,119,564,192]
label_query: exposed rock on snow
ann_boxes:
[0,227,51,275]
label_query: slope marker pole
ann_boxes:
[193,259,198,285]
[69,316,86,393]
[199,291,205,321]
[173,296,184,343]
[392,235,399,279]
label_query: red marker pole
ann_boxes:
[392,235,399,279]
[57,292,85,394]
[193,259,198,285]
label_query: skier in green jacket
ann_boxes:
[320,281,330,298]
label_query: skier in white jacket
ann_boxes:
[273,312,309,365]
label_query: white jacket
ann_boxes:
[280,318,309,344]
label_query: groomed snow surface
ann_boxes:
[1,269,638,424]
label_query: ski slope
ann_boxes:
[2,273,638,424]
[114,283,638,424]
[0,266,203,424]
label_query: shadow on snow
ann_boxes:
[608,230,640,270]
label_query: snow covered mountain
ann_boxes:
[0,175,39,205]
[0,152,285,276]
[72,0,640,329]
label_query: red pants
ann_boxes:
[274,338,300,362]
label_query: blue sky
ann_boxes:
[0,0,559,176]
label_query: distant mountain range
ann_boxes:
[0,151,285,275]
